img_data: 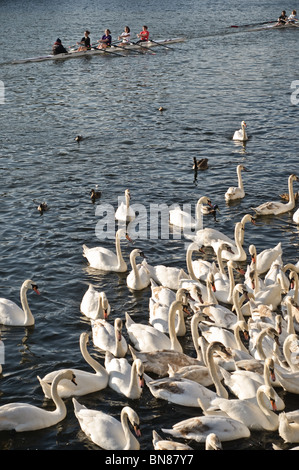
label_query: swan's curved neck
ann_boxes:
[232,289,246,322]
[255,329,268,360]
[195,200,203,229]
[191,313,204,361]
[121,410,135,450]
[115,231,126,268]
[216,247,226,276]
[80,336,106,374]
[234,223,246,257]
[227,263,236,303]
[50,374,68,418]
[20,283,34,325]
[207,344,228,398]
[168,301,183,353]
[283,335,298,371]
[186,246,198,281]
[288,176,296,205]
[114,322,124,357]
[256,387,277,422]
[233,323,247,352]
[237,167,244,190]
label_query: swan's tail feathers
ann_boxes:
[72,397,87,415]
[104,350,114,366]
[125,311,133,327]
[128,344,138,360]
[82,244,89,258]
[37,376,52,399]
[152,430,163,445]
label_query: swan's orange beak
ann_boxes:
[104,309,108,320]
[32,285,40,295]
[139,375,145,388]
[270,398,277,411]
[134,423,141,437]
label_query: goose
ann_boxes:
[90,188,101,203]
[225,164,248,201]
[115,189,135,223]
[105,352,145,399]
[80,286,110,320]
[161,414,250,443]
[293,207,299,224]
[126,249,151,290]
[252,174,299,216]
[249,243,283,275]
[92,317,128,357]
[144,342,232,408]
[169,196,212,231]
[192,157,209,170]
[125,299,185,353]
[37,332,108,398]
[233,121,248,141]
[152,430,193,450]
[201,384,278,431]
[279,412,299,444]
[73,400,141,450]
[0,370,76,432]
[0,279,40,326]
[82,228,131,272]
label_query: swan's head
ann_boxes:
[114,318,123,341]
[23,280,40,295]
[241,121,247,127]
[205,433,223,451]
[199,196,213,207]
[249,244,257,262]
[290,174,299,182]
[207,273,216,292]
[55,369,77,386]
[135,359,145,388]
[122,407,141,437]
[131,249,146,260]
[266,327,280,346]
[99,292,110,319]
[264,357,276,382]
[125,189,131,199]
[209,341,232,361]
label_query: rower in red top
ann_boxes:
[137,25,149,42]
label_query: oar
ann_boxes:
[230,20,276,28]
[148,38,173,50]
[130,40,156,54]
[111,42,145,55]
[90,44,124,57]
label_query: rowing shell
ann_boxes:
[249,21,299,32]
[12,38,186,64]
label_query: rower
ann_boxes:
[287,10,298,23]
[137,25,149,42]
[52,38,68,55]
[77,30,91,51]
[276,10,288,25]
[118,26,131,45]
[97,29,112,49]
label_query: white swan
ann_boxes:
[252,174,299,216]
[279,412,299,443]
[162,414,250,443]
[0,279,40,327]
[125,299,185,353]
[92,317,128,357]
[73,399,141,450]
[249,243,283,275]
[293,207,299,224]
[80,286,110,320]
[202,384,278,431]
[249,269,282,310]
[0,370,76,431]
[233,121,248,141]
[225,164,248,201]
[145,341,232,408]
[149,288,190,336]
[126,249,151,290]
[37,332,108,398]
[105,352,144,399]
[169,196,212,231]
[115,189,135,223]
[152,430,193,450]
[144,258,189,291]
[82,228,131,272]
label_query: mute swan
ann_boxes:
[149,288,190,335]
[152,430,193,450]
[73,400,141,450]
[115,189,135,223]
[225,164,248,201]
[213,259,242,305]
[80,286,110,320]
[37,333,108,398]
[144,256,189,291]
[249,326,280,361]
[105,352,145,399]
[162,414,250,443]
[92,317,128,357]
[205,433,223,450]
[202,384,278,431]
[145,341,232,408]
[149,279,176,306]
[82,229,131,272]
[233,121,248,141]
[125,299,185,353]
[279,412,299,444]
[126,249,151,290]
[0,370,76,431]
[0,279,40,326]
[249,269,282,310]
[252,174,299,216]
[249,243,283,275]
[169,196,212,231]
[293,207,299,224]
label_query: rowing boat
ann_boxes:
[248,20,299,32]
[12,37,186,64]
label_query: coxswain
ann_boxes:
[52,38,68,55]
[77,30,91,51]
[137,25,149,42]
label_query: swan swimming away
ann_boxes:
[225,164,248,201]
[82,228,132,272]
[0,279,40,326]
[252,174,299,216]
[80,286,110,320]
[73,400,141,450]
[233,120,248,141]
[0,370,76,431]
[37,332,108,398]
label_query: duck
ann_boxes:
[37,333,108,398]
[80,286,111,320]
[279,191,298,202]
[115,189,135,224]
[105,352,145,399]
[75,135,83,143]
[73,400,141,450]
[126,249,151,290]
[192,157,209,170]
[225,164,248,201]
[0,279,40,326]
[82,228,131,272]
[232,121,248,141]
[92,317,128,358]
[249,243,283,275]
[169,195,212,232]
[152,430,193,450]
[90,187,101,203]
[125,299,185,353]
[37,202,49,214]
[252,174,299,216]
[0,370,76,432]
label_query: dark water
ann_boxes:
[0,0,298,453]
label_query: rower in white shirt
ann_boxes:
[118,26,131,45]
